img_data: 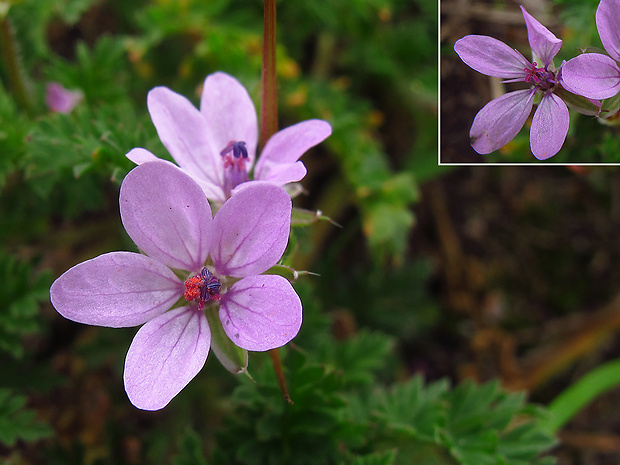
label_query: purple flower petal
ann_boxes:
[124,306,210,410]
[46,82,82,113]
[470,89,536,154]
[530,93,569,160]
[210,183,291,278]
[597,0,620,62]
[50,252,182,328]
[125,151,225,200]
[126,147,161,165]
[254,161,308,186]
[561,53,620,99]
[120,161,212,272]
[200,72,258,169]
[454,35,531,78]
[147,86,225,201]
[253,119,332,183]
[219,275,302,351]
[521,6,562,68]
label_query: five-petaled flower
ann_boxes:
[50,161,302,410]
[454,6,570,160]
[561,0,620,100]
[126,71,332,203]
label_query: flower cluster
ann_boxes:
[454,1,620,160]
[50,72,331,410]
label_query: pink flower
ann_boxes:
[50,161,302,410]
[127,72,332,203]
[561,0,620,100]
[45,82,82,113]
[454,6,569,160]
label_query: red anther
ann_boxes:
[184,275,202,301]
[183,268,222,310]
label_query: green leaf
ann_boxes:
[46,36,132,104]
[0,250,51,358]
[0,389,51,446]
[24,97,158,218]
[363,202,415,263]
[542,358,620,433]
[371,376,448,442]
[171,427,209,465]
[316,329,396,388]
[442,380,557,465]
[368,377,556,465]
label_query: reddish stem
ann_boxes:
[269,348,293,404]
[261,0,291,406]
[259,0,278,151]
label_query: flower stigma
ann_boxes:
[220,140,249,196]
[524,62,555,91]
[184,267,221,311]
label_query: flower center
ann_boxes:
[524,62,555,91]
[220,140,249,197]
[184,267,221,311]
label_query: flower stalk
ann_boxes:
[269,347,293,404]
[260,0,278,150]
[261,0,292,404]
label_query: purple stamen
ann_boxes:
[221,141,248,160]
[524,62,555,90]
[199,268,221,307]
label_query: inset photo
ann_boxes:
[441,0,619,164]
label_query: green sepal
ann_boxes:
[600,92,620,122]
[553,86,601,116]
[291,207,341,227]
[579,46,607,55]
[204,306,248,375]
[265,264,318,282]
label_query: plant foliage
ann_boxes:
[0,389,52,446]
[210,329,556,465]
[0,251,51,358]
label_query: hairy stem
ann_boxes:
[0,14,32,114]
